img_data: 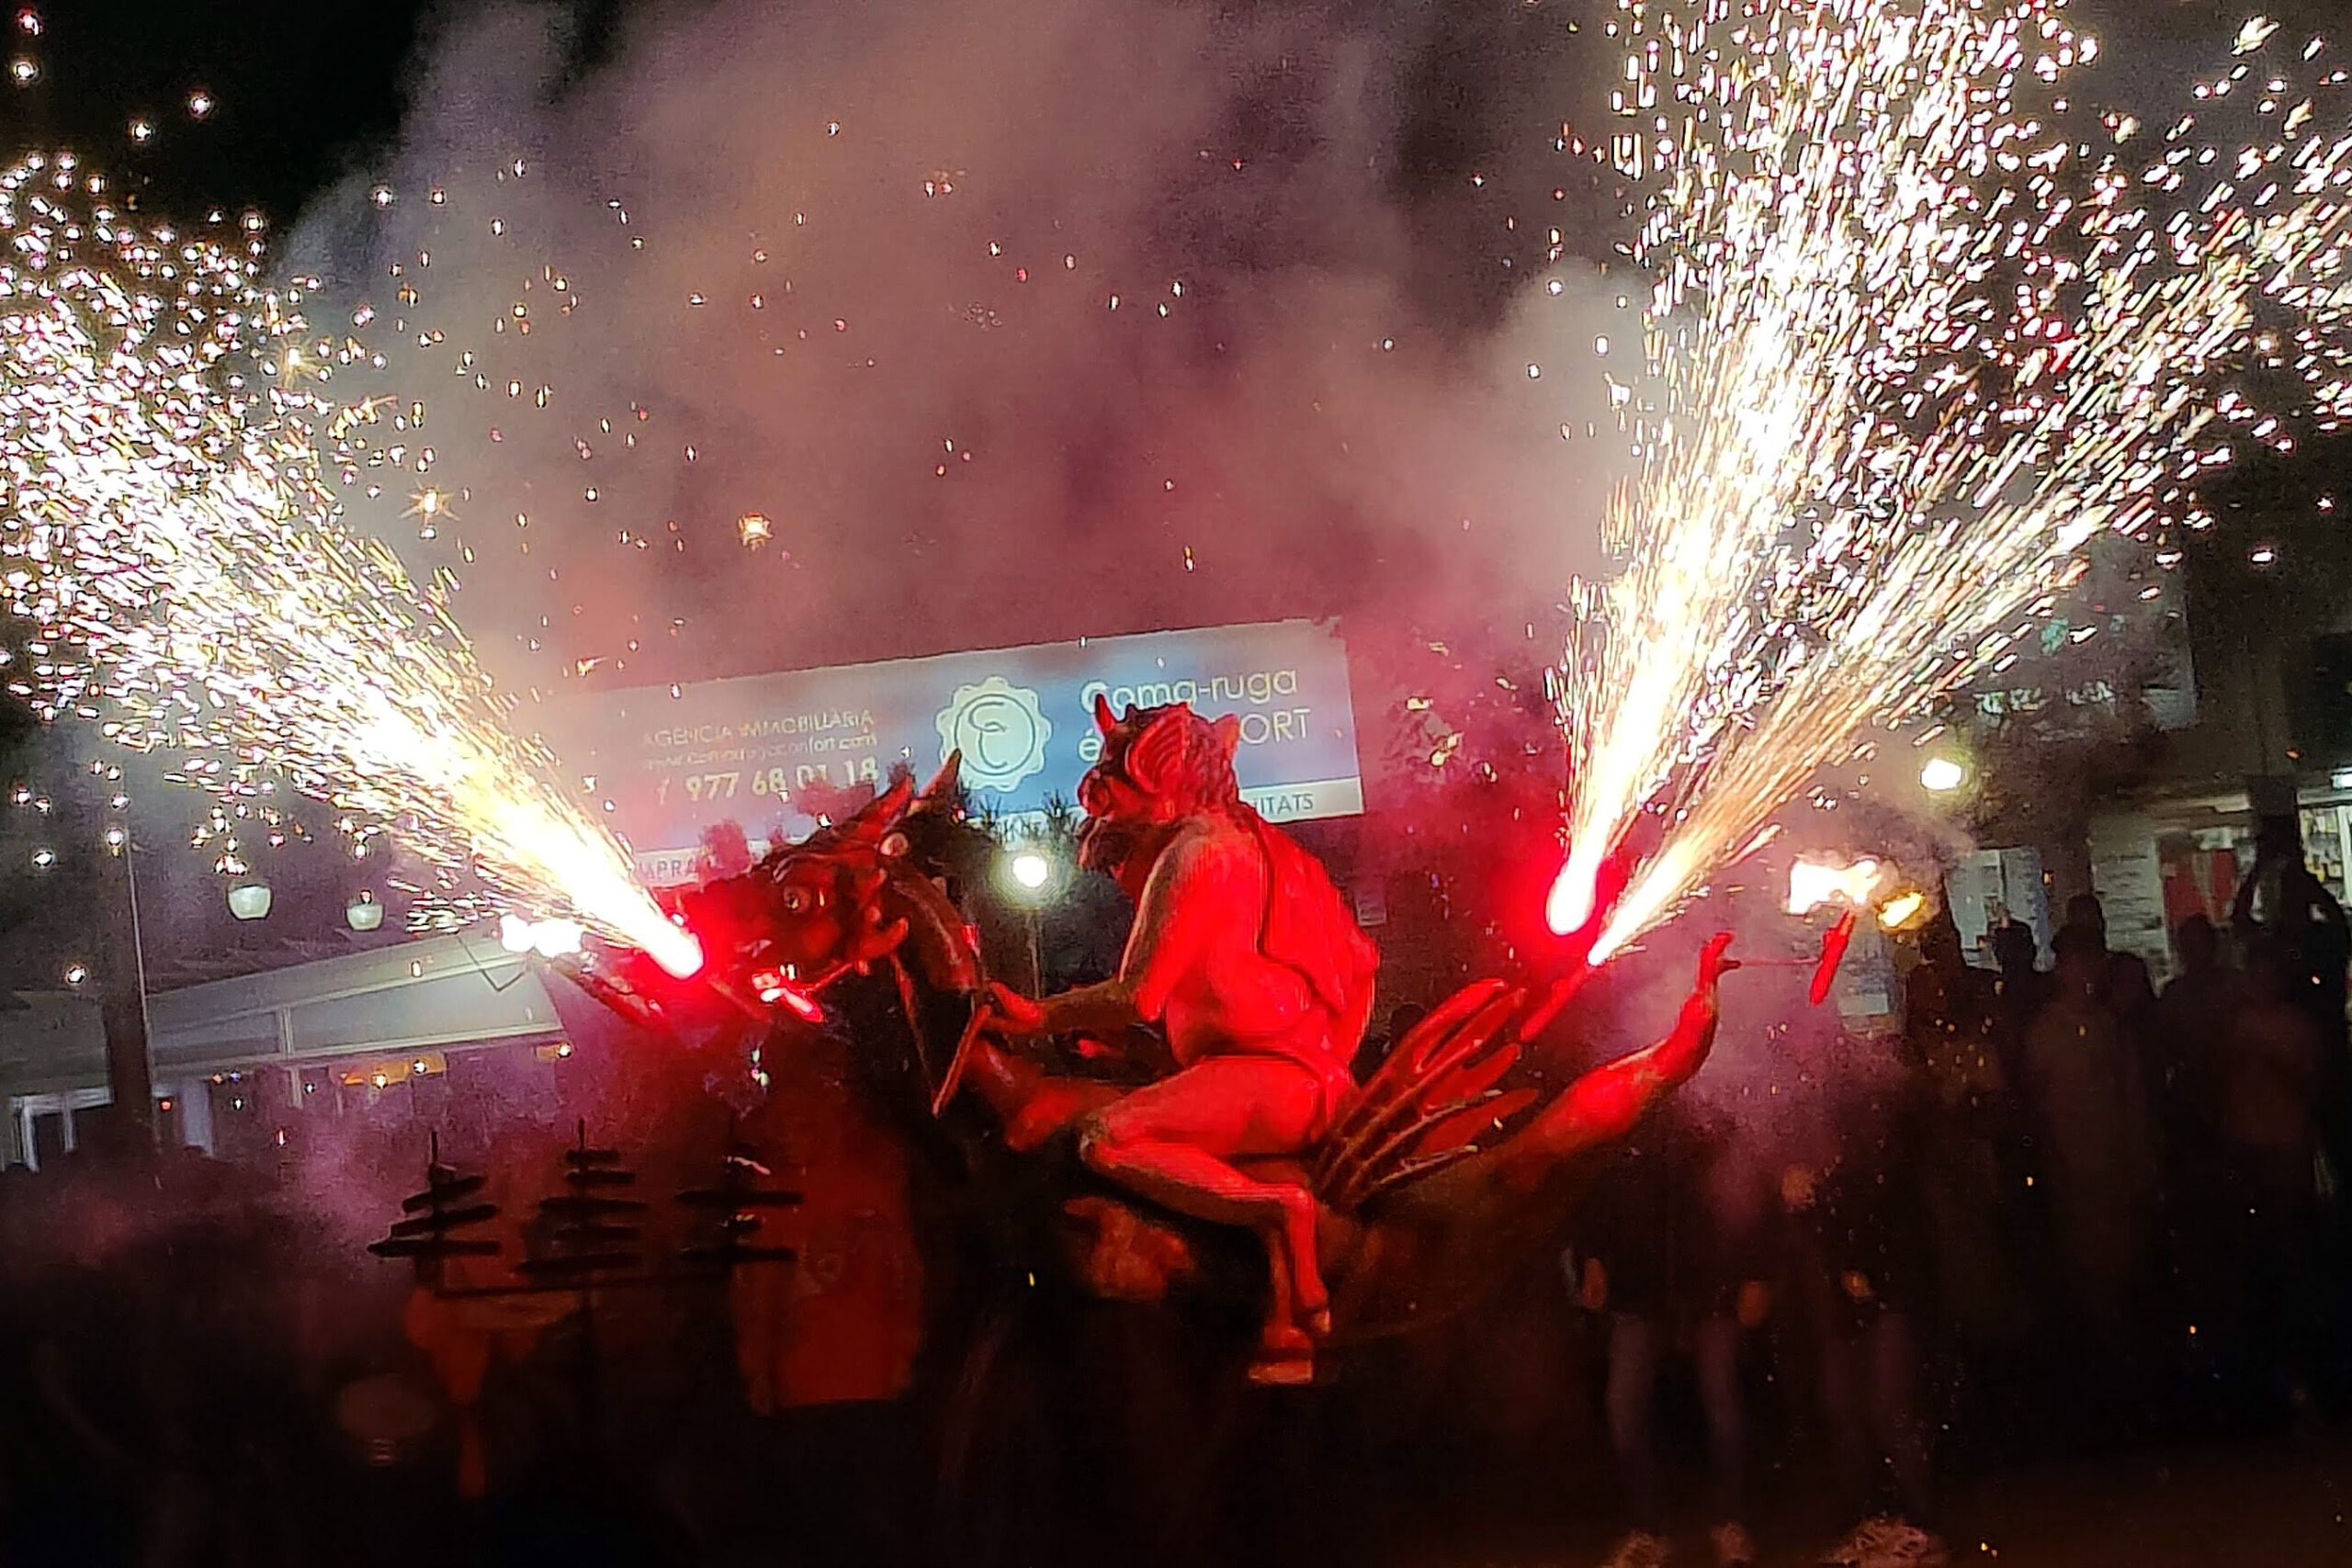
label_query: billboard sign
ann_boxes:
[537,619,1364,884]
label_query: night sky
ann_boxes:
[11,1,2342,228]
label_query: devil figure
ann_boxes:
[978,697,1375,1382]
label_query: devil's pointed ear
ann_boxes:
[1125,706,1191,795]
[1211,714,1241,761]
[1093,693,1118,736]
[842,776,914,843]
[917,751,962,811]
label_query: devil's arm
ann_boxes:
[1498,953,1726,1192]
[1035,830,1222,1038]
[1532,987,1720,1156]
[1036,978,1144,1037]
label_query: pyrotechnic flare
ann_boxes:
[0,155,700,976]
[1786,855,1887,918]
[1554,0,2352,962]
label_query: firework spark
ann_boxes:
[1554,1,2352,963]
[0,154,701,976]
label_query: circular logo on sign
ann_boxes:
[936,676,1053,794]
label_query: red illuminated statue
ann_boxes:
[976,698,1374,1377]
[573,702,1735,1395]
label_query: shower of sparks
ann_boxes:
[0,155,701,976]
[1554,0,2352,963]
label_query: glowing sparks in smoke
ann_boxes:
[0,156,701,977]
[1555,1,2352,963]
[1878,889,1928,930]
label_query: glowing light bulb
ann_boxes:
[1919,756,1967,795]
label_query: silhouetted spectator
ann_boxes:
[1778,1050,1944,1568]
[2209,936,2327,1420]
[2231,816,2351,1043]
[2022,925,2159,1349]
[1903,913,1997,1075]
[2222,940,2330,1176]
[1988,918,2046,1099]
[2154,915,2237,1148]
[1573,1105,1770,1568]
[2063,892,2155,1030]
[1905,916,2023,1353]
[2229,817,2352,1213]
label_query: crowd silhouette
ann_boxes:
[1573,823,2352,1568]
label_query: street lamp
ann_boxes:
[999,842,1065,993]
[1919,755,1968,795]
[227,882,273,920]
[345,892,385,932]
[1000,843,1065,904]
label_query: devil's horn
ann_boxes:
[1093,693,1118,735]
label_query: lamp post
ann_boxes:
[1000,844,1064,995]
[90,777,153,1142]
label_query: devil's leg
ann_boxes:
[1075,1056,1332,1353]
[1251,1238,1316,1385]
[961,1039,1125,1151]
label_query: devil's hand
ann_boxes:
[980,981,1048,1041]
[1697,931,1740,990]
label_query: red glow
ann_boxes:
[1546,837,1639,965]
[1516,965,1597,1041]
[750,968,826,1022]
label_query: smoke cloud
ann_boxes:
[288,0,1634,704]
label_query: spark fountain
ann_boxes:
[0,155,700,976]
[1551,0,2352,963]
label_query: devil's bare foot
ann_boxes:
[1249,1323,1316,1386]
